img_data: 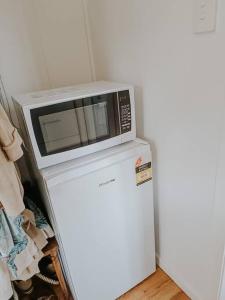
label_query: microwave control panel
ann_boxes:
[118,90,131,133]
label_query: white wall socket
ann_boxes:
[193,0,217,33]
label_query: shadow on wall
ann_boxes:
[148,140,160,259]
[134,86,144,138]
[134,85,160,257]
[133,86,159,257]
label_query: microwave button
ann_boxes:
[118,90,131,134]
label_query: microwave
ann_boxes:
[13,81,136,169]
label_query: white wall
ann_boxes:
[22,0,93,88]
[0,0,43,122]
[0,0,93,181]
[86,1,225,299]
[0,0,93,123]
[213,108,225,300]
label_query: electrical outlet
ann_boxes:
[193,0,217,33]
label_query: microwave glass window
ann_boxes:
[93,102,109,138]
[39,109,80,153]
[30,92,121,156]
[83,98,97,142]
[92,93,118,138]
[75,105,88,145]
[83,100,109,142]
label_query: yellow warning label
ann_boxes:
[136,162,152,186]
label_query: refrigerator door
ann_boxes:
[46,141,155,300]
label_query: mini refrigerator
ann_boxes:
[38,139,156,300]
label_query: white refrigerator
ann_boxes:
[38,139,156,300]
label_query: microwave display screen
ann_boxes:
[30,91,129,156]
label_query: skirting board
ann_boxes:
[156,253,201,300]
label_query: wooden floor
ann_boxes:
[118,267,190,300]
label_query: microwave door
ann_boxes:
[30,91,122,158]
[38,107,81,154]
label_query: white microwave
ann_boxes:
[13,81,136,169]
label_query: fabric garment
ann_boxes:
[0,198,54,300]
[0,103,25,216]
[0,104,54,299]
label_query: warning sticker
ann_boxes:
[135,157,143,168]
[136,162,152,186]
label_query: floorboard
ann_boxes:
[118,267,190,300]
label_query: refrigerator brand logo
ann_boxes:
[99,179,116,187]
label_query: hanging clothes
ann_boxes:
[0,103,25,216]
[0,104,54,299]
[0,199,54,299]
